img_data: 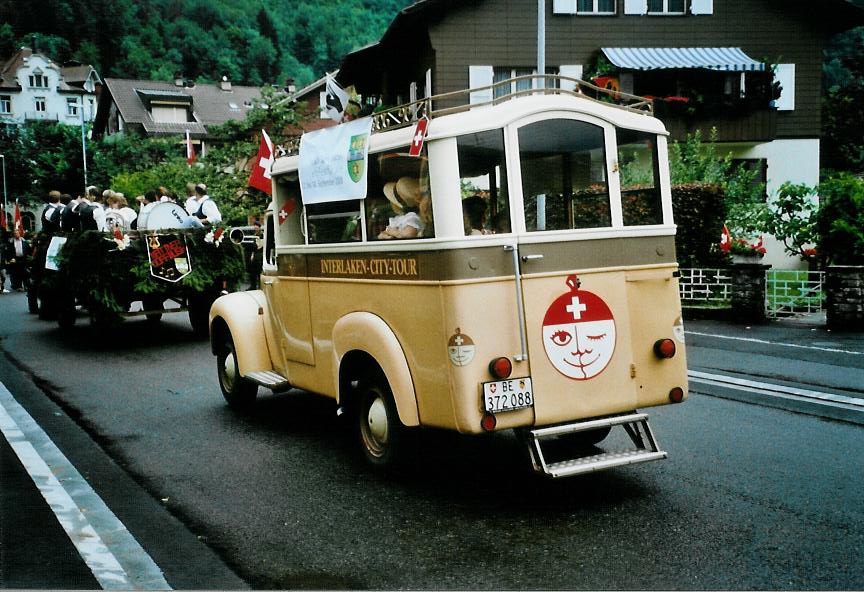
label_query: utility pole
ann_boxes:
[80,78,95,192]
[537,0,546,90]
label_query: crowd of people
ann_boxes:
[0,182,222,294]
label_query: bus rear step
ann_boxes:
[526,412,667,478]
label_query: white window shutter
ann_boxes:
[558,65,583,91]
[553,0,577,13]
[773,63,795,111]
[469,65,494,105]
[690,0,713,14]
[624,0,647,15]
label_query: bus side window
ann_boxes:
[273,175,303,246]
[457,130,510,236]
[306,201,363,244]
[617,129,663,226]
[368,149,434,240]
[519,119,611,231]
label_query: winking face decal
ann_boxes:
[542,275,616,380]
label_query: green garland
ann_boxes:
[49,228,246,314]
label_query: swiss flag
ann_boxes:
[719,224,731,252]
[408,117,429,157]
[248,129,274,195]
[186,130,197,166]
[278,198,296,225]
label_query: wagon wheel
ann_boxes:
[142,296,164,324]
[188,292,216,336]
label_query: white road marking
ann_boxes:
[0,381,171,590]
[685,330,864,356]
[688,370,864,409]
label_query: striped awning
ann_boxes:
[601,47,765,72]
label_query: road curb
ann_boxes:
[689,371,864,426]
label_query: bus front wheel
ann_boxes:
[217,333,258,410]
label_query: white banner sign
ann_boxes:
[45,236,67,271]
[298,117,373,204]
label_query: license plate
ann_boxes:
[482,377,534,414]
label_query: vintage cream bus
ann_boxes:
[210,76,688,478]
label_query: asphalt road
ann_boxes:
[1,291,863,589]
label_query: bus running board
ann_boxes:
[244,370,291,392]
[526,412,667,478]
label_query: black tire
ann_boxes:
[356,378,412,470]
[217,332,258,410]
[57,298,76,330]
[188,293,215,336]
[27,284,39,314]
[142,296,164,323]
[562,426,611,447]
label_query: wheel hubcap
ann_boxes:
[222,351,236,388]
[363,395,389,456]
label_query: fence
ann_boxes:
[679,268,825,318]
[765,270,825,318]
[679,268,732,306]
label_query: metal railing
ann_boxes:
[679,268,733,305]
[283,75,655,155]
[765,270,825,318]
[679,268,826,319]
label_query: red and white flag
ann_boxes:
[719,224,731,252]
[186,130,196,166]
[408,116,429,157]
[248,129,274,195]
[278,198,296,225]
[13,201,22,234]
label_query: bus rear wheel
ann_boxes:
[357,380,411,470]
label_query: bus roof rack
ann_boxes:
[282,75,653,156]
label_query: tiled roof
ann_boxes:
[104,78,263,137]
[0,47,100,92]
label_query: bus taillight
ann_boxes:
[488,357,513,379]
[653,338,677,359]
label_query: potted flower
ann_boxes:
[728,236,767,265]
[730,237,767,263]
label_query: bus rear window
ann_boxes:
[617,129,663,226]
[519,119,611,232]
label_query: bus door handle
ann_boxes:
[504,244,529,362]
[521,254,544,262]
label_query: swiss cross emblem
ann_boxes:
[278,198,296,225]
[408,117,429,157]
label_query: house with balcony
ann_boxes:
[0,47,101,125]
[92,76,263,156]
[337,0,864,267]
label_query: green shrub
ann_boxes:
[816,174,864,266]
[671,183,728,267]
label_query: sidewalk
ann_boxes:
[0,436,101,589]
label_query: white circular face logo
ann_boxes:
[447,329,476,367]
[542,276,616,380]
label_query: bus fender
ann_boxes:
[209,291,274,376]
[333,312,420,427]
